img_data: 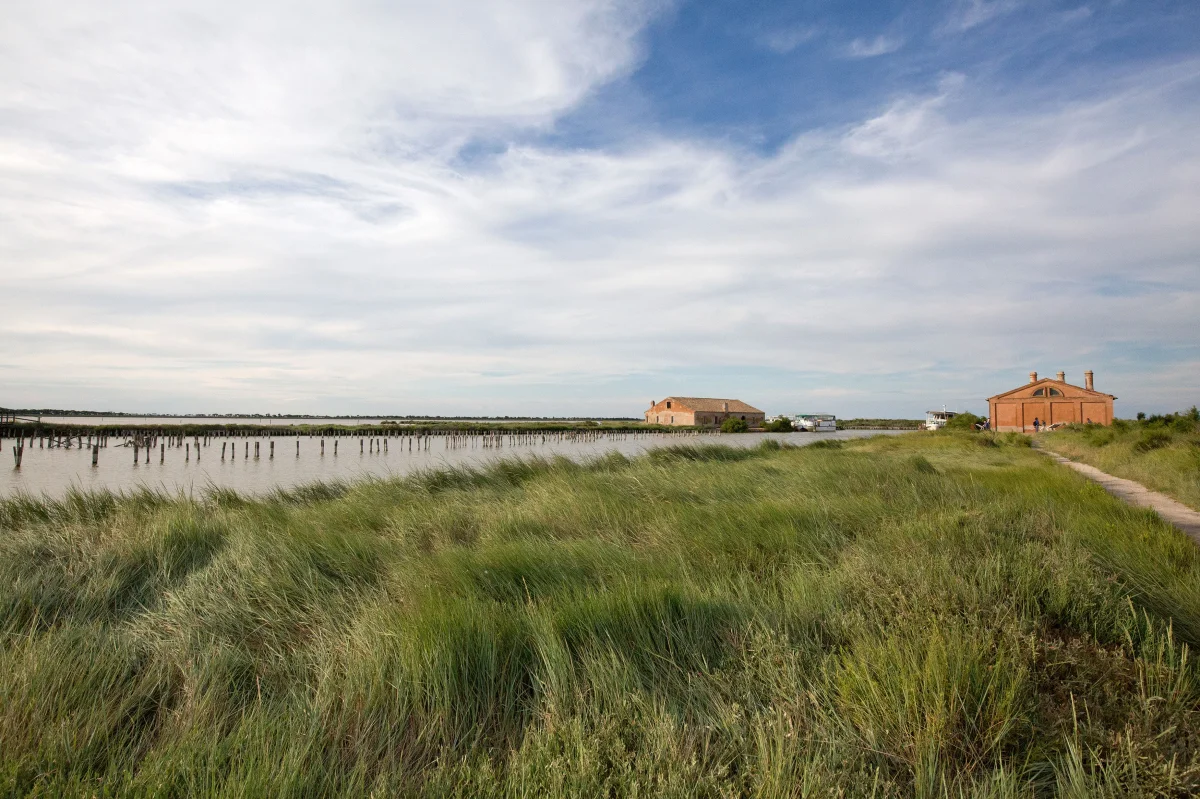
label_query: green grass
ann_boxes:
[1044,412,1200,511]
[2,434,1199,797]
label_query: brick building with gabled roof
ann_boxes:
[645,397,765,427]
[988,370,1116,432]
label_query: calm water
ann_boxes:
[1,430,905,499]
[23,416,600,427]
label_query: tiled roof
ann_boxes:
[665,397,764,414]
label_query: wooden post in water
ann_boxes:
[321,439,325,455]
[134,443,139,464]
[160,443,164,463]
[270,440,274,459]
[92,444,99,466]
[186,443,190,461]
[14,443,23,468]
[296,439,300,457]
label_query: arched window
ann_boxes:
[1031,388,1046,397]
[1048,388,1063,397]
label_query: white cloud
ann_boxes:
[0,4,1197,416]
[942,0,1025,33]
[757,26,820,54]
[845,34,905,59]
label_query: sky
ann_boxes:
[1,0,1198,418]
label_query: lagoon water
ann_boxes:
[1,429,905,499]
[24,416,594,427]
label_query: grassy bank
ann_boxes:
[838,418,925,430]
[2,433,1199,796]
[1044,411,1200,511]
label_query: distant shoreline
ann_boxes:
[6,410,642,422]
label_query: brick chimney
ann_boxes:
[1029,371,1038,383]
[722,401,729,413]
[1056,371,1065,382]
[650,400,656,409]
[1084,371,1094,391]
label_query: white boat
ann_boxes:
[795,413,837,432]
[924,410,958,430]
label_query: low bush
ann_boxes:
[720,417,749,433]
[944,411,984,431]
[1135,429,1174,452]
[763,417,794,433]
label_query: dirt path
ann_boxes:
[1039,447,1200,545]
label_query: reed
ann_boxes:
[1,433,1198,796]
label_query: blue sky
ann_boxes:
[1,0,1197,417]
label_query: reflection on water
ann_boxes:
[2,430,905,499]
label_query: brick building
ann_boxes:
[988,370,1116,432]
[645,397,766,427]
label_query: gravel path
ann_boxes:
[1040,447,1200,545]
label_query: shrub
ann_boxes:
[720,418,749,433]
[763,417,794,433]
[944,412,984,431]
[1134,430,1173,452]
[1170,415,1197,434]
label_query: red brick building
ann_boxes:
[645,397,765,427]
[988,370,1116,432]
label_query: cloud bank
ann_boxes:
[1,1,1197,417]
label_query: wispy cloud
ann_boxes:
[845,34,905,59]
[757,25,820,54]
[942,0,1024,33]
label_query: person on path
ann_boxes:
[1032,417,1040,433]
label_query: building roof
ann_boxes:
[664,397,764,414]
[987,378,1115,402]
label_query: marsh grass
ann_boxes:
[1045,413,1200,511]
[1,434,1199,796]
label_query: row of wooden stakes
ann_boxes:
[7,429,697,469]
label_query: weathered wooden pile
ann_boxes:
[3,423,698,469]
